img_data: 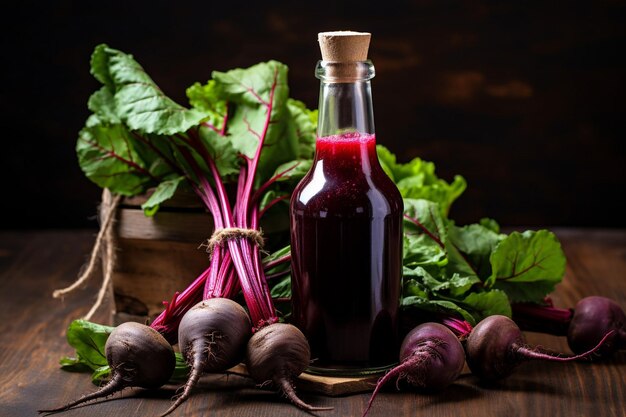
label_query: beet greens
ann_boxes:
[76,45,315,339]
[69,44,324,412]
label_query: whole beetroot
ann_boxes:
[246,322,332,412]
[568,296,626,358]
[160,298,252,417]
[362,323,465,417]
[466,315,612,382]
[40,322,175,414]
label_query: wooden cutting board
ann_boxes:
[297,371,379,396]
[228,364,379,396]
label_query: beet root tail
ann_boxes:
[38,374,125,414]
[515,330,616,362]
[362,359,416,417]
[160,348,205,417]
[276,376,333,412]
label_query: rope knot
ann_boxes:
[200,227,264,256]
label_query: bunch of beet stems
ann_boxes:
[142,97,294,342]
[41,87,313,414]
[139,89,328,412]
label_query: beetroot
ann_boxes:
[512,295,626,359]
[568,296,626,357]
[246,323,332,412]
[362,323,465,417]
[466,315,611,382]
[160,298,251,416]
[40,322,174,413]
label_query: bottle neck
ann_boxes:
[316,60,376,138]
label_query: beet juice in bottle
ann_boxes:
[290,31,403,375]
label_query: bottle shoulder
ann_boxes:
[291,161,403,217]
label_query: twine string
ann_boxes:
[199,227,264,256]
[52,190,120,301]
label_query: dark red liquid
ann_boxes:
[290,132,403,372]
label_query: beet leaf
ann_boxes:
[376,144,467,216]
[92,44,208,135]
[489,230,566,302]
[77,120,171,196]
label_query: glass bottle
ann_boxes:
[289,32,403,376]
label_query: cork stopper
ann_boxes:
[318,31,371,62]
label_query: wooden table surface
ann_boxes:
[1,229,624,417]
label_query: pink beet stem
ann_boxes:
[512,302,573,335]
[441,317,473,339]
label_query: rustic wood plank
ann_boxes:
[0,229,624,417]
[102,187,290,322]
[116,209,213,242]
[111,238,211,319]
[121,187,204,209]
[113,205,288,242]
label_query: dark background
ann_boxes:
[1,0,625,229]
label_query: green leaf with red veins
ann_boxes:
[488,230,566,302]
[224,105,266,159]
[64,320,113,370]
[287,98,317,159]
[212,61,298,181]
[403,199,448,262]
[212,60,288,106]
[76,119,157,196]
[198,126,240,177]
[91,44,208,135]
[259,189,280,212]
[255,189,290,236]
[448,223,506,280]
[131,133,181,180]
[270,159,313,184]
[496,280,561,304]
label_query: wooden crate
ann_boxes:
[101,188,289,324]
[101,189,213,324]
